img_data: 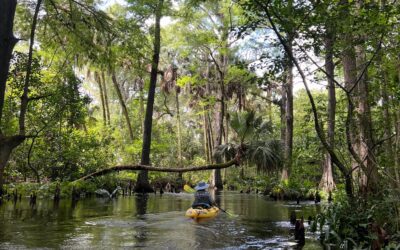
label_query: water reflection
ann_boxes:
[0,192,322,249]
[135,194,148,216]
[134,194,148,247]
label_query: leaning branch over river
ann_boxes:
[78,159,239,181]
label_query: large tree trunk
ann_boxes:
[281,36,293,182]
[101,72,111,126]
[355,43,377,193]
[135,0,163,193]
[175,91,183,181]
[267,87,273,122]
[19,0,42,135]
[0,0,18,126]
[339,0,362,193]
[139,84,145,134]
[319,26,336,192]
[0,135,25,195]
[0,0,18,193]
[223,104,229,181]
[202,111,210,163]
[0,0,42,193]
[281,0,294,181]
[211,81,224,190]
[27,138,40,183]
[110,70,134,141]
[210,6,230,190]
[206,111,214,162]
[263,1,354,198]
[381,69,398,186]
[395,104,400,190]
[395,60,400,189]
[176,91,182,167]
[280,81,287,180]
[95,71,107,126]
[203,63,213,163]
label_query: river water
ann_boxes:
[0,191,322,249]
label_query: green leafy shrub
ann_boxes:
[312,191,398,248]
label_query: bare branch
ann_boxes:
[249,91,281,107]
[19,0,42,136]
[78,159,238,181]
[28,94,53,101]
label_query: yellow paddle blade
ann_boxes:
[184,184,195,193]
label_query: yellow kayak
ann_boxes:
[185,206,219,219]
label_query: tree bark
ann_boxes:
[0,0,41,193]
[206,111,214,162]
[0,135,25,194]
[79,159,238,181]
[0,0,18,127]
[210,7,230,190]
[282,39,294,182]
[95,71,106,126]
[319,26,336,192]
[176,91,182,167]
[381,70,398,186]
[101,72,111,126]
[139,83,145,134]
[262,1,354,198]
[203,111,210,163]
[110,70,134,141]
[19,0,42,136]
[135,0,163,193]
[395,60,400,189]
[280,81,287,181]
[223,104,229,181]
[211,80,225,190]
[280,0,294,182]
[355,43,377,193]
[267,87,273,122]
[175,90,183,181]
[341,32,362,182]
[395,104,400,190]
[27,137,40,183]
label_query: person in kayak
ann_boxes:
[192,181,215,209]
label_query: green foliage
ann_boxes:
[4,173,132,199]
[312,192,399,248]
[2,6,399,250]
[177,75,204,87]
[215,111,282,173]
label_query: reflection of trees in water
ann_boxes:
[135,194,148,216]
[209,189,221,206]
[0,199,78,248]
[0,193,323,249]
[134,194,149,247]
[71,198,78,210]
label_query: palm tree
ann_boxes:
[214,111,282,174]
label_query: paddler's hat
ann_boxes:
[194,181,209,191]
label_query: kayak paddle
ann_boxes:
[184,184,195,193]
[183,184,238,218]
[216,206,238,218]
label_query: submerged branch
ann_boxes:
[78,159,238,181]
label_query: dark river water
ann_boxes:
[0,191,323,249]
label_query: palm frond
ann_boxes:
[246,140,283,173]
[213,143,237,161]
[230,111,257,143]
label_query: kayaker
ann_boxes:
[192,181,214,209]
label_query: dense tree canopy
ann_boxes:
[0,0,400,247]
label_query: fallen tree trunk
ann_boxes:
[79,159,238,181]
